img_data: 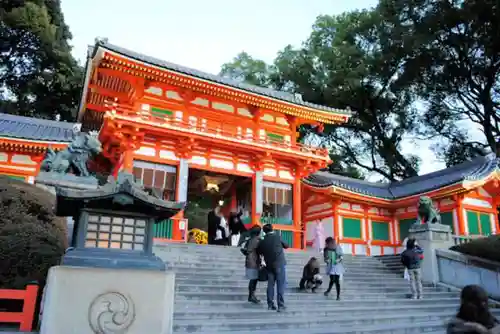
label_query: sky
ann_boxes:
[60,0,448,177]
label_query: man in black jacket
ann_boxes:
[257,224,289,312]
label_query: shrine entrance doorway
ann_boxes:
[184,168,251,236]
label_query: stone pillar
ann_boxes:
[409,223,453,285]
[176,159,189,203]
[173,158,189,240]
[252,171,263,225]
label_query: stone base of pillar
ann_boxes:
[409,223,453,285]
[41,266,175,334]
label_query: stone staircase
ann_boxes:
[154,243,499,334]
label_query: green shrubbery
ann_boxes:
[450,235,500,263]
[0,176,67,288]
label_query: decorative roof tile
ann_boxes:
[95,42,350,115]
[0,113,76,142]
[304,155,500,199]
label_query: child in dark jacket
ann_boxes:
[299,257,322,293]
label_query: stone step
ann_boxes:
[162,258,400,269]
[188,322,446,334]
[174,283,446,294]
[172,310,455,332]
[173,297,460,308]
[167,267,407,278]
[176,290,458,301]
[173,277,434,287]
[173,302,460,320]
[159,254,384,266]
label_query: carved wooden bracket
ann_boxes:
[176,137,195,159]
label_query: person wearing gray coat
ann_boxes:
[243,225,262,304]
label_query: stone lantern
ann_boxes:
[56,172,185,271]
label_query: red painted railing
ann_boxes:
[106,105,330,158]
[0,284,38,331]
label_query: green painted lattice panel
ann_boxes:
[1,174,25,181]
[399,218,416,241]
[466,211,480,235]
[151,107,174,117]
[267,133,284,141]
[480,213,492,236]
[278,230,293,247]
[372,221,390,241]
[154,219,173,239]
[342,217,362,239]
[260,217,293,225]
[440,211,454,233]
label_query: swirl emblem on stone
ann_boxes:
[88,292,135,334]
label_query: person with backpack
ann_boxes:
[323,237,345,300]
[401,237,424,299]
[241,225,263,304]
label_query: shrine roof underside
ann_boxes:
[304,155,500,199]
[81,41,351,123]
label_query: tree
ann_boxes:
[377,0,500,166]
[0,176,67,289]
[221,10,422,181]
[0,0,82,121]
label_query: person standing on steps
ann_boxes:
[401,237,424,300]
[447,285,500,333]
[257,223,289,312]
[323,237,344,300]
[241,225,263,304]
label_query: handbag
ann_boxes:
[258,266,268,282]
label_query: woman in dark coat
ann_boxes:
[447,285,500,334]
[243,225,262,304]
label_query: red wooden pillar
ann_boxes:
[251,170,263,226]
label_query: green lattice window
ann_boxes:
[151,107,174,118]
[372,221,390,241]
[440,211,454,233]
[154,219,173,239]
[267,132,284,142]
[342,217,362,239]
[399,218,416,241]
[260,217,293,225]
[466,210,492,236]
[278,230,293,247]
[466,211,481,235]
[480,213,492,235]
[1,174,25,181]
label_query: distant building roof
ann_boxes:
[0,113,76,142]
[95,42,350,115]
[304,155,499,199]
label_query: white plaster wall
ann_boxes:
[490,213,497,234]
[371,246,382,256]
[340,243,352,255]
[463,197,492,208]
[355,244,367,255]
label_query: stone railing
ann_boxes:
[452,234,484,246]
[436,249,500,300]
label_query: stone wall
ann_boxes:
[436,249,500,300]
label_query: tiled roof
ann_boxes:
[0,113,76,142]
[95,42,350,115]
[303,155,500,199]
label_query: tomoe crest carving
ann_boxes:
[88,292,135,334]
